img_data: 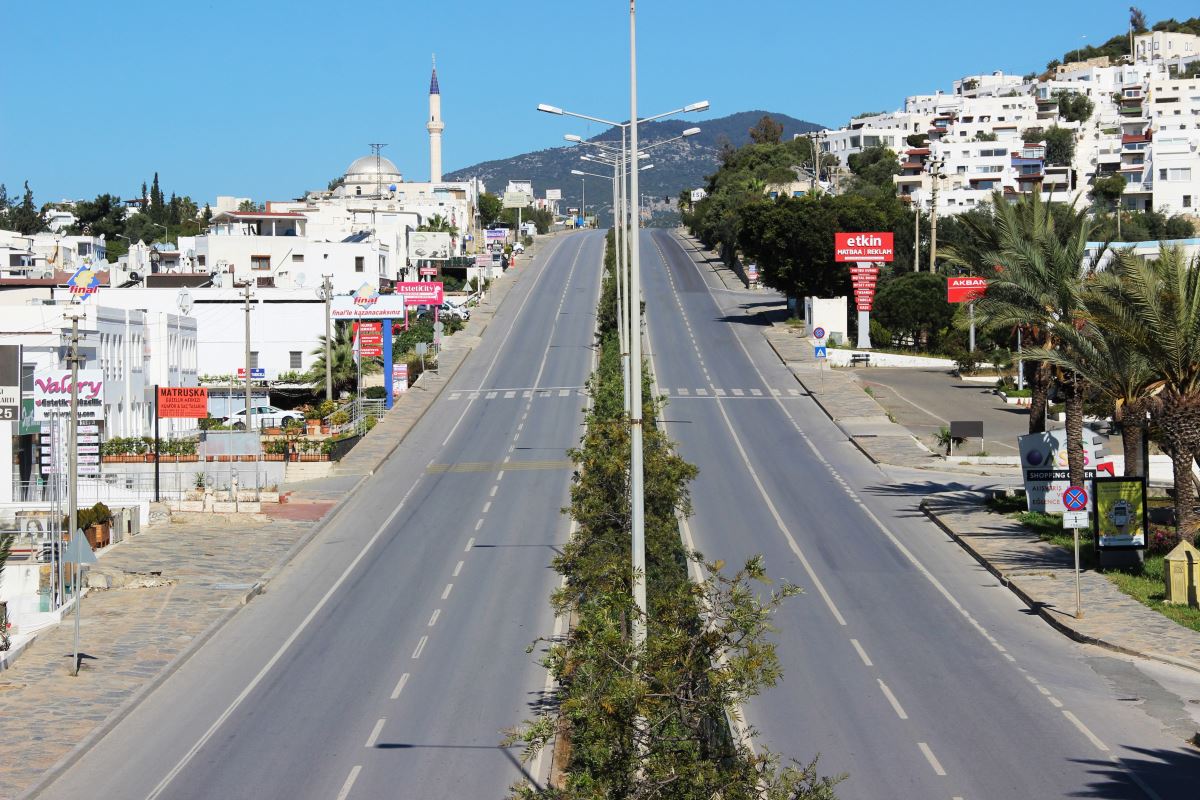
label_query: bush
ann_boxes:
[869,319,892,348]
[365,386,386,399]
[1148,525,1182,556]
[952,349,981,375]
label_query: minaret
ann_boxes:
[427,55,444,183]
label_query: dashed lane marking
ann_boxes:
[365,718,386,748]
[335,766,362,800]
[390,673,409,700]
[411,635,428,659]
[441,583,453,600]
[918,742,947,776]
[878,679,908,720]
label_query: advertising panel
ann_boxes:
[408,232,452,261]
[948,276,988,303]
[157,386,209,418]
[393,363,409,396]
[34,370,105,420]
[66,266,102,300]
[503,191,532,208]
[0,344,18,420]
[485,228,508,241]
[545,189,562,201]
[396,281,445,306]
[331,285,408,320]
[835,232,895,262]
[1092,477,1147,549]
[1018,429,1101,513]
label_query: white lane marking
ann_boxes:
[449,392,461,401]
[144,477,423,800]
[464,538,475,552]
[428,608,441,627]
[851,639,873,667]
[390,672,409,700]
[486,391,497,399]
[918,742,947,776]
[523,390,532,398]
[559,389,570,397]
[517,423,524,432]
[714,388,726,397]
[482,501,491,513]
[490,485,498,497]
[878,679,908,720]
[1048,696,1063,708]
[1062,710,1109,752]
[497,470,505,481]
[365,718,386,748]
[678,387,690,396]
[696,388,708,396]
[412,635,428,659]
[475,518,484,531]
[442,583,453,600]
[504,453,512,462]
[750,388,763,396]
[335,766,362,800]
[504,390,516,399]
[732,388,745,396]
[453,560,464,576]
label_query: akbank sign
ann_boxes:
[1017,429,1102,513]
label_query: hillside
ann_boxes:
[445,110,821,223]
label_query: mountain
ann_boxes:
[445,111,821,223]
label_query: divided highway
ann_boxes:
[640,228,1200,800]
[39,231,605,800]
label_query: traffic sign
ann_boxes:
[813,326,826,340]
[814,345,827,359]
[67,531,98,565]
[1063,511,1090,529]
[1063,485,1088,512]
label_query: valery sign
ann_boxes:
[34,370,105,420]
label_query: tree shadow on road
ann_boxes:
[1067,745,1200,798]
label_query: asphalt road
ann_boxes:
[38,231,606,800]
[641,228,1200,800]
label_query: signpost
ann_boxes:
[154,386,209,502]
[67,530,97,676]
[814,345,827,360]
[0,344,19,421]
[1062,485,1090,619]
[1017,429,1101,513]
[236,367,266,380]
[836,236,892,350]
[947,276,988,352]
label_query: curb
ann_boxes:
[919,497,1200,676]
[19,236,577,799]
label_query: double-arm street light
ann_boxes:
[539,51,709,649]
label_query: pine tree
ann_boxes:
[8,181,47,234]
[149,173,164,223]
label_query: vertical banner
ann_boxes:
[0,344,19,421]
[392,363,409,396]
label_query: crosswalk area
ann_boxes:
[446,387,587,401]
[666,387,803,399]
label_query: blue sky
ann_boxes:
[2,1,1196,206]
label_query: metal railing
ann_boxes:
[324,398,386,437]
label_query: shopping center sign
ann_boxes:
[331,284,407,320]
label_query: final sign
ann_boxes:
[157,386,208,418]
[835,232,894,263]
[948,276,988,303]
[331,285,407,320]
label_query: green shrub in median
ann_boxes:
[507,230,842,799]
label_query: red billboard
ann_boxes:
[397,281,445,306]
[835,232,894,262]
[947,276,988,303]
[156,386,208,418]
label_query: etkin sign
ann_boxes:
[331,284,407,320]
[834,232,894,262]
[396,281,444,306]
[948,276,988,303]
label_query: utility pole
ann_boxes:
[913,202,921,272]
[243,281,254,432]
[927,157,945,272]
[65,309,83,676]
[628,0,647,652]
[321,274,333,402]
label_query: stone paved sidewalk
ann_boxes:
[0,515,310,799]
[922,491,1200,674]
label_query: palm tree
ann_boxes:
[418,214,455,233]
[971,191,1107,487]
[307,321,380,398]
[1088,245,1200,533]
[1029,317,1155,477]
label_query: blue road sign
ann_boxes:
[814,346,828,359]
[1063,485,1089,512]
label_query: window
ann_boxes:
[292,254,304,263]
[1160,168,1168,180]
[197,255,206,267]
[355,256,364,272]
[1169,168,1192,181]
[378,255,386,274]
[249,351,260,369]
[1184,195,1193,208]
[289,351,302,369]
[251,255,270,271]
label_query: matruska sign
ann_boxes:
[156,386,208,418]
[835,232,894,262]
[397,281,444,306]
[948,276,988,303]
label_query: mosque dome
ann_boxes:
[345,155,403,181]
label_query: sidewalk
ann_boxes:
[921,492,1200,675]
[0,235,569,800]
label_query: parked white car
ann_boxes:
[223,405,304,430]
[511,241,525,254]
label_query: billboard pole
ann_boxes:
[65,309,83,676]
[154,385,160,502]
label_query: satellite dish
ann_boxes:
[295,272,307,287]
[177,287,194,315]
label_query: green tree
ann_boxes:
[148,172,165,223]
[971,193,1104,486]
[7,181,48,234]
[1087,245,1200,532]
[873,272,955,350]
[417,213,455,233]
[1090,174,1126,207]
[1042,127,1075,166]
[748,114,784,145]
[846,146,899,197]
[477,192,503,227]
[1055,91,1094,123]
[307,321,381,397]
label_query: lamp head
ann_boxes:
[564,134,583,143]
[684,100,710,113]
[570,170,586,176]
[640,164,655,171]
[537,103,563,115]
[682,127,701,137]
